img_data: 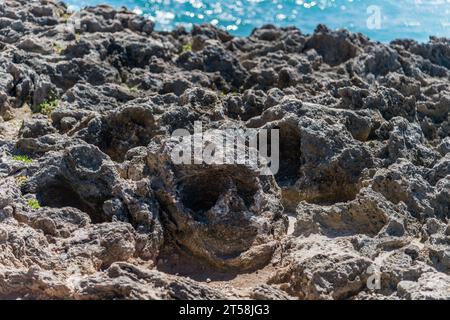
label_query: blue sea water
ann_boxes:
[65,0,450,43]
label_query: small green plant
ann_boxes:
[182,43,193,53]
[15,175,28,186]
[27,199,41,210]
[58,8,72,22]
[36,98,59,115]
[126,84,140,93]
[12,155,33,163]
[61,12,72,23]
[220,90,238,97]
[53,42,66,55]
[75,32,81,42]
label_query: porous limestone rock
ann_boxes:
[0,0,449,300]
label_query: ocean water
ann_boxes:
[65,0,450,42]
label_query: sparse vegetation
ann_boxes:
[60,12,72,23]
[27,199,41,210]
[12,155,33,163]
[220,90,238,96]
[126,84,140,93]
[15,175,29,185]
[75,32,81,42]
[36,97,59,115]
[182,43,193,53]
[53,42,66,55]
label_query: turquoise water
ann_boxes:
[65,0,450,42]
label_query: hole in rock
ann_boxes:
[270,123,361,211]
[304,186,360,206]
[274,123,302,187]
[156,243,240,282]
[36,176,107,223]
[100,127,155,163]
[178,169,258,215]
[90,107,159,163]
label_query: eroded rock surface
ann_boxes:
[0,0,450,300]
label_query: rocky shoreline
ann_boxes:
[1,0,450,300]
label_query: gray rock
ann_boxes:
[398,272,450,300]
[0,0,449,300]
[146,137,287,272]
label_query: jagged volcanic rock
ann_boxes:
[0,0,450,300]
